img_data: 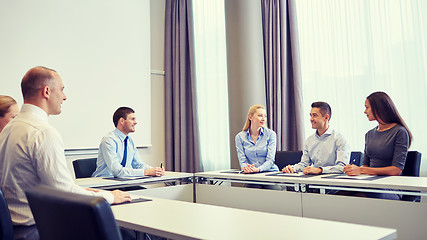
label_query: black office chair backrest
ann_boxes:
[350,151,364,166]
[400,151,422,202]
[73,158,98,178]
[0,188,13,240]
[402,151,422,177]
[275,151,303,170]
[25,185,122,240]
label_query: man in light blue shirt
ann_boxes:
[92,107,164,177]
[283,102,350,175]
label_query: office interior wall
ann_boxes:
[67,0,165,177]
[138,0,165,169]
[225,0,266,169]
[0,0,152,149]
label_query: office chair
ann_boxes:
[73,158,98,178]
[349,151,364,166]
[25,185,122,240]
[0,188,13,240]
[401,151,422,202]
[402,151,422,177]
[274,151,303,170]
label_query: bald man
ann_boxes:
[0,66,131,239]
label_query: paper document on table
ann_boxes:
[113,197,152,205]
[220,169,276,174]
[278,172,305,176]
[220,169,243,174]
[103,176,152,181]
[265,172,317,178]
[322,174,386,181]
[335,174,376,180]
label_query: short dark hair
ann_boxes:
[21,66,57,100]
[311,101,332,120]
[113,107,135,127]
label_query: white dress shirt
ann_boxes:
[0,104,113,226]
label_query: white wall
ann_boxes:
[0,0,151,149]
[67,0,166,176]
[140,0,166,169]
[225,0,266,169]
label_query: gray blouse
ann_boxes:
[363,124,409,170]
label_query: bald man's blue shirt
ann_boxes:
[92,128,151,177]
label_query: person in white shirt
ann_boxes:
[0,66,131,240]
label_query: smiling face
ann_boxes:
[249,108,267,129]
[120,112,137,135]
[310,107,329,130]
[364,99,376,121]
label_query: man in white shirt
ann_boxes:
[282,101,350,175]
[0,66,131,240]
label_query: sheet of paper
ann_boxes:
[276,172,305,176]
[332,174,376,180]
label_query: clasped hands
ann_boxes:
[242,164,260,173]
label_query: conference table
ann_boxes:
[193,170,427,239]
[111,196,397,240]
[195,170,427,196]
[76,171,427,239]
[75,171,193,190]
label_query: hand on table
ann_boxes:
[343,164,361,176]
[112,190,132,204]
[303,166,322,175]
[145,167,165,176]
[282,165,295,173]
[242,164,260,173]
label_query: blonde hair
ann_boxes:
[242,104,266,131]
[0,95,17,117]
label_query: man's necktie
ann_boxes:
[121,136,128,167]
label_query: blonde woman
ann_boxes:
[235,104,279,175]
[0,95,19,133]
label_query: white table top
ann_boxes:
[75,171,193,188]
[196,170,427,192]
[112,197,396,240]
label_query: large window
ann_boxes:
[296,1,427,175]
[192,0,230,171]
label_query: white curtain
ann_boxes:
[192,0,230,171]
[296,0,427,175]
